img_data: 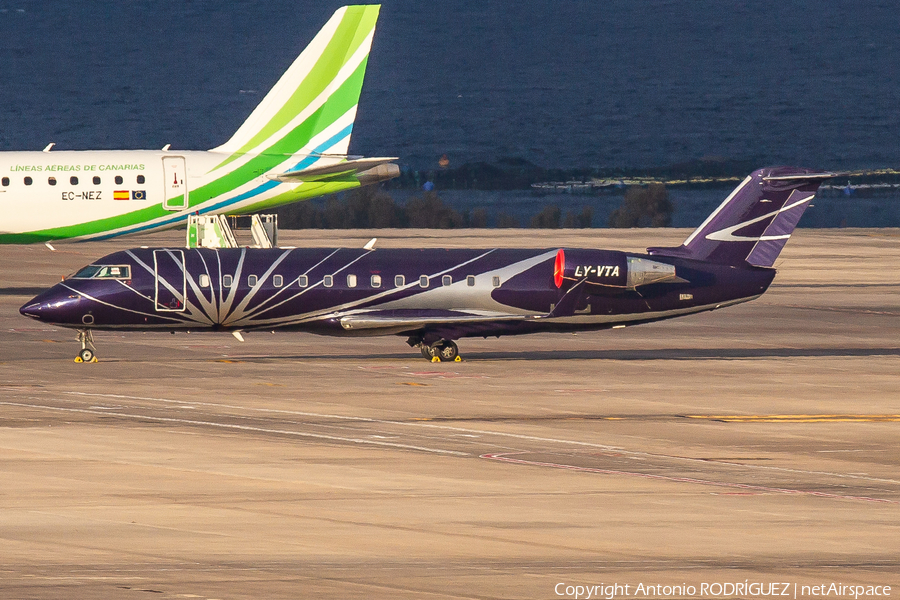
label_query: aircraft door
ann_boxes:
[162,156,188,210]
[153,249,187,312]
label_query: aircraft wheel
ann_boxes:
[420,345,435,359]
[78,348,95,363]
[436,341,459,361]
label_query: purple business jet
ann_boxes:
[21,167,834,363]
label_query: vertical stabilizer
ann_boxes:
[648,167,835,266]
[211,5,381,163]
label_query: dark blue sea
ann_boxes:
[1,0,898,225]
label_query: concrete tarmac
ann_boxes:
[1,228,899,599]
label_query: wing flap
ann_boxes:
[339,310,529,331]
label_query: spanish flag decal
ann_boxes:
[113,190,129,200]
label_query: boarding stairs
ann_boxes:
[186,214,278,249]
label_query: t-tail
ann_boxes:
[648,167,836,267]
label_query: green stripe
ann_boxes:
[271,58,368,154]
[237,179,361,214]
[0,178,360,244]
[347,7,380,70]
[0,203,169,243]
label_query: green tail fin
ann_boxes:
[211,5,381,166]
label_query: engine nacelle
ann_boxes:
[554,249,679,290]
[554,249,627,289]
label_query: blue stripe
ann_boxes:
[90,126,354,241]
[285,124,354,173]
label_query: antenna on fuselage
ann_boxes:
[364,238,377,251]
[42,143,55,153]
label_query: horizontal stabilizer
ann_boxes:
[267,157,399,183]
[762,172,839,182]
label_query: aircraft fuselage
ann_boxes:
[16,166,830,362]
[0,150,365,243]
[21,246,775,345]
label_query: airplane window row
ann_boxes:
[215,273,503,289]
[1,175,145,187]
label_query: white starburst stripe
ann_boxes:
[704,194,814,242]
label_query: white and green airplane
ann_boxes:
[0,5,397,244]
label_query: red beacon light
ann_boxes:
[554,249,564,288]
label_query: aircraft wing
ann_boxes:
[267,157,400,183]
[338,309,531,332]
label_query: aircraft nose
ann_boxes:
[19,301,44,319]
[19,287,80,324]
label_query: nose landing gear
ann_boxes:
[75,329,98,363]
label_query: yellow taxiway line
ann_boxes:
[686,414,900,423]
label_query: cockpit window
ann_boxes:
[71,266,102,279]
[97,265,130,278]
[70,264,131,279]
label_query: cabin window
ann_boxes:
[223,274,233,288]
[115,175,123,185]
[24,177,32,186]
[323,275,333,288]
[273,275,283,288]
[467,275,476,286]
[93,176,101,185]
[198,274,210,288]
[492,276,501,287]
[371,274,382,288]
[442,275,452,287]
[70,176,78,185]
[347,274,357,288]
[247,275,258,287]
[394,275,405,287]
[48,177,57,186]
[137,175,145,184]
[419,275,429,288]
[1,177,8,186]
[298,275,308,288]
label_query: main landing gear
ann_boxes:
[75,329,98,363]
[418,340,461,362]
